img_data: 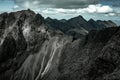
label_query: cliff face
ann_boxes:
[0,10,120,80]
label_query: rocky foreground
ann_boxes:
[0,9,120,80]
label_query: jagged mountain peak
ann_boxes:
[59,19,67,23]
[88,18,95,22]
[46,17,60,22]
[46,17,52,20]
[67,15,85,22]
[14,9,35,15]
[88,18,103,30]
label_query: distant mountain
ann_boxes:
[59,19,67,23]
[0,9,120,80]
[88,19,105,30]
[113,20,120,26]
[96,20,117,28]
[45,15,117,39]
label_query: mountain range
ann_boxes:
[0,9,120,80]
[45,15,117,39]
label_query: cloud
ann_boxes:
[13,0,99,9]
[101,0,120,7]
[105,13,116,17]
[13,5,19,10]
[35,4,113,15]
[11,0,119,17]
[81,4,113,13]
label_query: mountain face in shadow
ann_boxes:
[0,9,119,80]
[45,16,117,39]
[96,20,117,28]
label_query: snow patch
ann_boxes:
[23,26,31,39]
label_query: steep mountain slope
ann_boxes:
[58,27,120,80]
[45,16,88,39]
[0,10,120,80]
[45,16,117,39]
[65,16,94,31]
[88,19,106,30]
[97,20,117,28]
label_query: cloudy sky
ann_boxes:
[0,0,120,24]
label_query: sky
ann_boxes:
[0,0,120,24]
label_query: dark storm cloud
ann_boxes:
[13,0,99,8]
[101,0,120,7]
[53,0,99,8]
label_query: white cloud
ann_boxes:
[34,4,113,15]
[79,4,113,13]
[13,5,19,10]
[108,13,116,16]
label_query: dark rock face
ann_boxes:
[45,16,91,39]
[88,19,105,30]
[96,20,117,28]
[65,16,93,31]
[0,35,17,62]
[45,16,117,39]
[58,27,120,80]
[0,10,120,80]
